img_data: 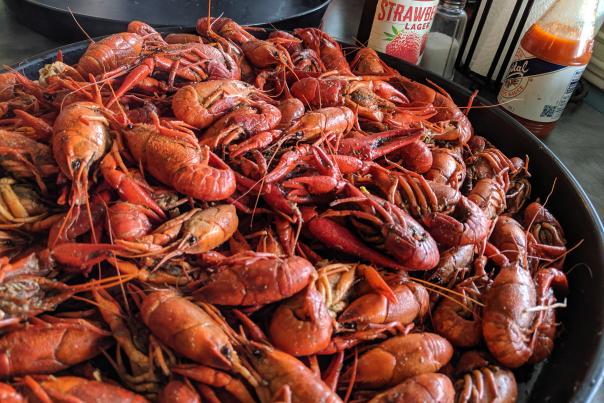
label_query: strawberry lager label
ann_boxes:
[367,0,439,64]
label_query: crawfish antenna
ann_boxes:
[207,0,212,33]
[343,348,358,403]
[68,6,95,43]
[464,89,479,116]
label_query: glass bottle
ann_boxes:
[357,0,440,65]
[420,0,468,79]
[497,0,597,139]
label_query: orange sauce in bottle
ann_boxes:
[522,23,594,66]
[497,0,596,139]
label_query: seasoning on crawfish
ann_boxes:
[0,13,574,403]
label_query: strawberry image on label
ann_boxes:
[384,27,421,64]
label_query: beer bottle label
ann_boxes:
[367,0,439,65]
[498,46,586,123]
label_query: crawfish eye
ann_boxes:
[71,159,81,171]
[127,123,134,130]
[252,348,263,358]
[221,345,232,358]
[188,235,197,245]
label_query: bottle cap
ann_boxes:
[442,0,467,7]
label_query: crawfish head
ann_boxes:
[238,340,339,402]
[0,276,72,323]
[177,205,239,254]
[0,230,31,258]
[52,102,111,181]
[381,221,439,271]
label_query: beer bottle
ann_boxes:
[357,0,440,65]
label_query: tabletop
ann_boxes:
[0,0,603,399]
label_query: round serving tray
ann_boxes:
[4,30,604,403]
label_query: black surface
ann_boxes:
[5,32,604,403]
[3,0,331,41]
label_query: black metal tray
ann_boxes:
[4,30,604,403]
[3,0,332,42]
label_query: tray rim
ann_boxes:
[12,0,334,28]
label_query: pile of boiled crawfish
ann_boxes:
[0,16,571,403]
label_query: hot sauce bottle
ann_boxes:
[497,0,597,139]
[358,0,440,65]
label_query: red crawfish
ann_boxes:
[53,204,238,269]
[348,332,453,389]
[0,130,58,192]
[425,147,466,190]
[283,106,355,144]
[0,316,112,377]
[325,187,440,271]
[172,79,270,129]
[235,338,343,402]
[191,252,316,306]
[422,195,489,247]
[395,76,473,145]
[0,382,25,403]
[427,244,475,289]
[140,289,251,377]
[51,101,112,227]
[466,146,517,192]
[291,76,409,122]
[350,47,398,77]
[106,202,153,241]
[433,275,491,348]
[91,288,170,397]
[268,263,399,356]
[109,41,241,104]
[294,28,351,72]
[488,215,528,267]
[482,263,536,368]
[0,72,43,118]
[523,201,567,248]
[170,365,255,403]
[269,283,334,356]
[301,206,406,271]
[369,373,455,403]
[528,267,568,364]
[454,351,517,403]
[21,375,148,402]
[199,101,281,152]
[337,273,429,332]
[158,380,201,403]
[76,21,154,77]
[123,122,236,201]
